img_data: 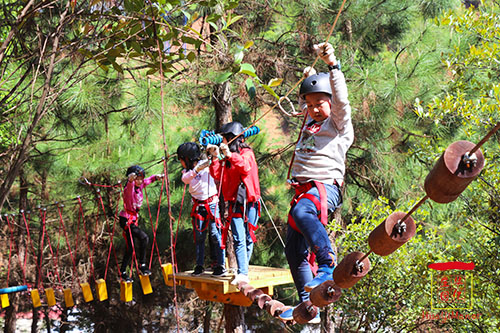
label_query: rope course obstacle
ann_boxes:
[289,122,500,324]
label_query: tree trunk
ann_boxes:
[4,295,18,333]
[223,303,245,333]
[213,82,232,131]
[203,301,212,332]
[4,170,29,333]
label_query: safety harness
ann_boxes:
[287,180,330,274]
[190,195,222,242]
[220,200,261,249]
[122,210,139,242]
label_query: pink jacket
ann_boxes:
[119,175,158,220]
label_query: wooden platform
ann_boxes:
[167,265,294,306]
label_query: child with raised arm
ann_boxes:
[280,42,354,323]
[206,122,261,286]
[119,165,163,282]
[177,142,226,276]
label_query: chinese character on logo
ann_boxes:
[428,261,474,310]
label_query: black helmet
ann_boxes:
[299,72,332,98]
[126,165,145,178]
[177,142,201,161]
[218,121,244,137]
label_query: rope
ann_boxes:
[147,165,166,268]
[100,188,121,281]
[259,198,285,248]
[126,220,141,278]
[173,184,187,273]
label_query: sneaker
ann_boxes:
[278,306,320,324]
[304,265,334,292]
[231,273,249,286]
[191,265,204,276]
[121,271,133,283]
[279,307,294,321]
[139,264,151,276]
[212,266,227,277]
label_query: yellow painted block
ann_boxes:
[80,282,94,303]
[63,288,74,308]
[31,289,42,308]
[95,279,108,301]
[120,281,133,302]
[139,274,153,295]
[1,294,9,308]
[161,263,173,286]
[45,288,56,307]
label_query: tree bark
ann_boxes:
[213,81,233,131]
[223,303,245,333]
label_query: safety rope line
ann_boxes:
[56,205,80,286]
[146,164,166,269]
[259,198,285,248]
[77,197,96,281]
[150,7,180,322]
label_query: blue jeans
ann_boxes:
[231,202,259,275]
[285,183,341,302]
[194,203,225,268]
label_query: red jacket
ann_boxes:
[209,147,261,202]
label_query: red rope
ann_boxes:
[56,205,79,285]
[77,198,96,281]
[126,221,141,277]
[173,184,187,272]
[104,187,122,281]
[146,171,165,268]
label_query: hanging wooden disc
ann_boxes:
[368,211,416,256]
[424,140,484,203]
[309,280,342,307]
[333,251,371,289]
[292,300,318,324]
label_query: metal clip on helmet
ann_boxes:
[299,72,332,98]
[126,165,145,178]
[218,121,244,137]
[177,142,201,161]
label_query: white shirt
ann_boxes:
[181,159,218,201]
